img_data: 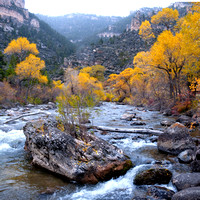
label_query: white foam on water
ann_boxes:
[116,138,156,150]
[0,129,25,152]
[60,165,145,200]
[0,143,12,151]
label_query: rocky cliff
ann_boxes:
[0,0,25,8]
[0,0,39,29]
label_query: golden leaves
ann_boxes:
[151,8,179,29]
[139,20,155,42]
[4,37,39,59]
[15,54,47,83]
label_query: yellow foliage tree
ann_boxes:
[80,65,105,81]
[78,72,104,100]
[107,68,134,102]
[139,20,155,45]
[179,9,200,86]
[149,30,187,100]
[151,8,179,30]
[4,37,39,62]
[15,54,47,102]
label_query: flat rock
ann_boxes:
[172,173,200,191]
[172,187,200,200]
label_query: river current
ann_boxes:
[0,102,177,200]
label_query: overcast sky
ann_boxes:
[25,0,194,17]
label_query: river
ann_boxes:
[0,102,183,200]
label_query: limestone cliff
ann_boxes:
[0,0,25,9]
[0,0,39,29]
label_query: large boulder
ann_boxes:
[157,123,196,155]
[23,117,133,184]
[172,173,200,191]
[134,166,172,185]
[172,187,200,200]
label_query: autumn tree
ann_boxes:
[4,37,39,63]
[139,20,155,46]
[107,68,134,102]
[15,54,48,102]
[178,4,200,90]
[80,65,105,81]
[151,8,179,30]
[64,67,105,102]
[151,30,188,100]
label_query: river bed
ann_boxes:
[0,102,183,200]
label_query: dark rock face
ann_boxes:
[172,173,200,191]
[157,123,196,155]
[172,187,200,200]
[134,166,172,185]
[23,117,133,184]
[147,186,175,200]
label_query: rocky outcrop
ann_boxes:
[0,7,24,23]
[0,0,39,28]
[134,166,172,185]
[172,173,200,191]
[0,0,25,8]
[23,117,133,184]
[157,123,196,155]
[30,18,40,29]
[172,187,200,200]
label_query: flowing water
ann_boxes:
[0,102,180,200]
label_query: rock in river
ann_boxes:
[23,117,133,184]
[178,149,194,163]
[134,166,172,185]
[172,187,200,200]
[157,123,196,155]
[147,186,175,200]
[172,173,200,191]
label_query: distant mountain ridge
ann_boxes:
[37,14,122,44]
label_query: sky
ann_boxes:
[25,0,194,17]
